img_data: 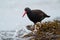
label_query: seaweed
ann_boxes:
[23,20,60,40]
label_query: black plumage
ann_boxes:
[23,7,50,24]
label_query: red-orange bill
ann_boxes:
[22,11,27,17]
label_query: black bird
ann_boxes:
[22,7,50,24]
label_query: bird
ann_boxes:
[22,7,50,24]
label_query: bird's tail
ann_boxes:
[46,15,50,17]
[47,15,50,17]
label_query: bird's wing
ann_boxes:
[31,10,48,17]
[32,10,45,16]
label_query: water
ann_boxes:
[0,29,30,40]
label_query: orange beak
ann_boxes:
[22,11,27,17]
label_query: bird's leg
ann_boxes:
[32,25,37,35]
[36,22,41,27]
[32,23,37,34]
[32,22,42,34]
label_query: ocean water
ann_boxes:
[0,29,30,40]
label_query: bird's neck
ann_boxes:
[27,11,33,21]
[27,10,32,16]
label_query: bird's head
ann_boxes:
[22,7,31,17]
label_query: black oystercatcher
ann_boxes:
[22,7,50,24]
